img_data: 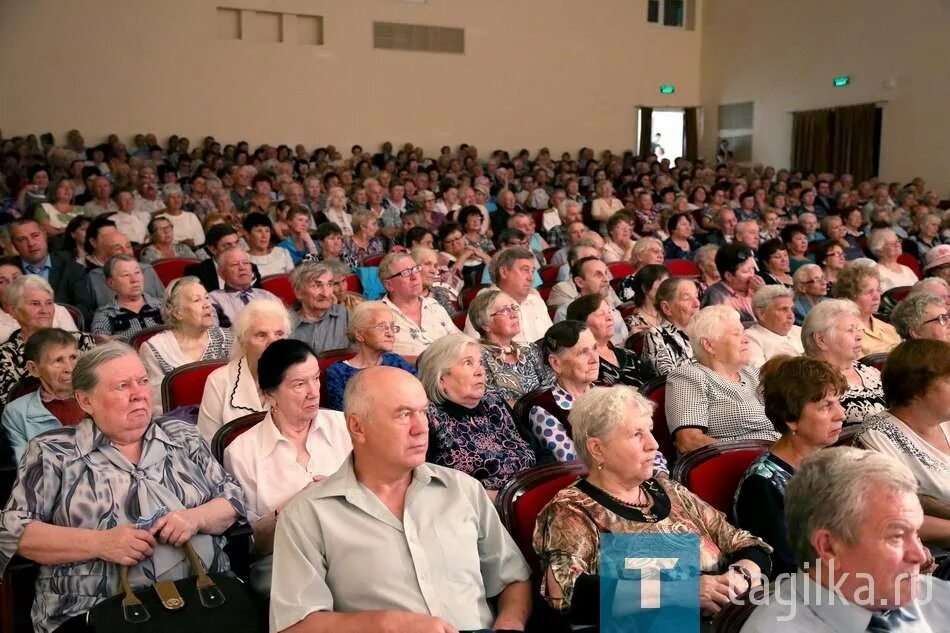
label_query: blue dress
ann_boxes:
[323,353,416,411]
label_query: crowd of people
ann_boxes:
[0,129,948,632]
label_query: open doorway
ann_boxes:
[638,108,685,161]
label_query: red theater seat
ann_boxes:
[671,439,773,514]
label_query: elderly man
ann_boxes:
[184,224,262,292]
[890,293,950,342]
[8,219,94,321]
[464,247,552,344]
[735,220,762,251]
[553,256,628,346]
[90,255,163,341]
[81,176,118,217]
[87,232,165,308]
[380,252,459,361]
[791,263,827,325]
[209,248,278,328]
[745,286,804,368]
[270,366,532,633]
[112,190,149,244]
[290,261,350,354]
[491,189,521,237]
[741,448,950,632]
[702,207,738,246]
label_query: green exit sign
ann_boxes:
[659,84,676,94]
[833,75,851,87]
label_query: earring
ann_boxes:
[597,462,605,470]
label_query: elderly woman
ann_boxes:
[224,339,351,594]
[745,285,804,369]
[802,298,886,425]
[412,246,458,314]
[36,179,82,238]
[619,264,669,332]
[197,298,290,442]
[0,342,245,633]
[694,244,720,292]
[342,209,386,269]
[781,223,813,273]
[891,292,950,342]
[662,212,698,260]
[0,275,96,406]
[138,216,199,263]
[533,386,772,624]
[139,276,232,413]
[468,288,550,406]
[323,301,416,411]
[601,212,635,263]
[868,227,919,291]
[643,277,699,377]
[324,186,353,238]
[419,333,538,497]
[566,293,652,388]
[0,328,84,463]
[90,255,164,341]
[856,339,950,547]
[588,180,624,225]
[758,238,793,288]
[158,184,205,248]
[630,236,665,273]
[666,306,781,454]
[833,260,900,355]
[244,211,294,276]
[733,356,846,577]
[791,263,826,325]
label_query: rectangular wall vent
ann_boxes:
[373,21,464,54]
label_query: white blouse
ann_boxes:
[197,356,264,442]
[223,410,351,523]
[249,247,294,277]
[858,411,950,500]
[877,263,919,292]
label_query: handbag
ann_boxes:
[86,541,262,632]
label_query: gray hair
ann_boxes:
[890,293,944,339]
[910,277,949,297]
[162,276,203,326]
[752,284,793,315]
[867,227,897,257]
[694,244,718,268]
[3,274,53,312]
[569,386,654,467]
[786,447,917,566]
[73,340,137,393]
[801,298,861,356]
[162,183,183,198]
[290,260,334,295]
[631,237,662,262]
[686,305,741,361]
[347,300,392,343]
[489,247,535,283]
[416,333,480,405]
[467,288,504,337]
[833,260,881,302]
[232,298,291,357]
[378,251,413,282]
[792,263,822,292]
[410,246,438,264]
[103,254,138,279]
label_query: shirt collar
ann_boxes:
[70,417,183,462]
[258,410,337,458]
[793,571,919,632]
[312,453,447,501]
[24,254,52,273]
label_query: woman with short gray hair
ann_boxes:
[534,385,772,622]
[802,299,885,425]
[418,333,537,496]
[159,182,205,248]
[0,341,245,633]
[791,263,826,325]
[833,260,901,355]
[139,276,232,413]
[868,227,919,291]
[890,292,950,342]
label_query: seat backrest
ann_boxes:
[8,376,40,402]
[495,461,588,577]
[671,439,773,513]
[260,273,296,308]
[61,303,83,330]
[459,285,484,310]
[542,246,559,263]
[452,310,467,330]
[607,261,635,280]
[362,254,384,267]
[642,379,677,469]
[129,325,171,351]
[211,411,267,464]
[665,259,701,278]
[859,351,888,372]
[539,265,560,286]
[625,330,647,356]
[897,253,922,279]
[511,388,551,434]
[317,348,356,405]
[151,257,200,286]
[344,273,362,294]
[161,359,227,412]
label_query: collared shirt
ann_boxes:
[224,410,351,523]
[740,571,950,633]
[22,254,52,280]
[82,199,118,217]
[90,295,164,341]
[861,316,901,356]
[291,304,350,355]
[197,356,265,442]
[463,287,553,344]
[209,287,279,328]
[270,456,531,632]
[0,417,246,633]
[382,295,461,357]
[111,210,150,244]
[745,324,805,369]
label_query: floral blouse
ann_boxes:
[533,477,771,613]
[0,418,247,633]
[733,452,797,576]
[341,236,386,270]
[481,342,552,406]
[596,345,652,388]
[841,361,886,426]
[642,321,694,377]
[426,392,537,491]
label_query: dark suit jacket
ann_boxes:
[184,258,263,292]
[17,253,95,322]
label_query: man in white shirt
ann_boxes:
[112,191,149,244]
[464,247,553,343]
[745,285,804,368]
[553,256,628,346]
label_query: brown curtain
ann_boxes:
[792,108,832,174]
[683,107,699,161]
[638,107,653,157]
[831,103,876,182]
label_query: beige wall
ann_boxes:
[700,0,950,194]
[0,0,702,157]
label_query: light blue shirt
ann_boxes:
[23,254,52,281]
[1,390,61,462]
[480,266,543,288]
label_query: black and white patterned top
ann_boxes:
[840,361,886,426]
[665,363,780,443]
[0,329,97,406]
[642,320,694,377]
[480,342,552,406]
[90,295,164,341]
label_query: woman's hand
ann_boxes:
[151,509,201,547]
[98,525,156,566]
[698,573,734,615]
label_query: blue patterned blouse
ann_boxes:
[322,353,417,411]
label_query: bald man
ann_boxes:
[270,367,532,633]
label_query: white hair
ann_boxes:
[416,333,480,405]
[232,298,291,357]
[801,298,861,356]
[569,386,654,467]
[752,284,793,315]
[686,305,741,360]
[3,274,53,311]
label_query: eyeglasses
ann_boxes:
[921,313,950,327]
[386,265,422,280]
[370,322,401,333]
[490,304,521,317]
[806,277,826,284]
